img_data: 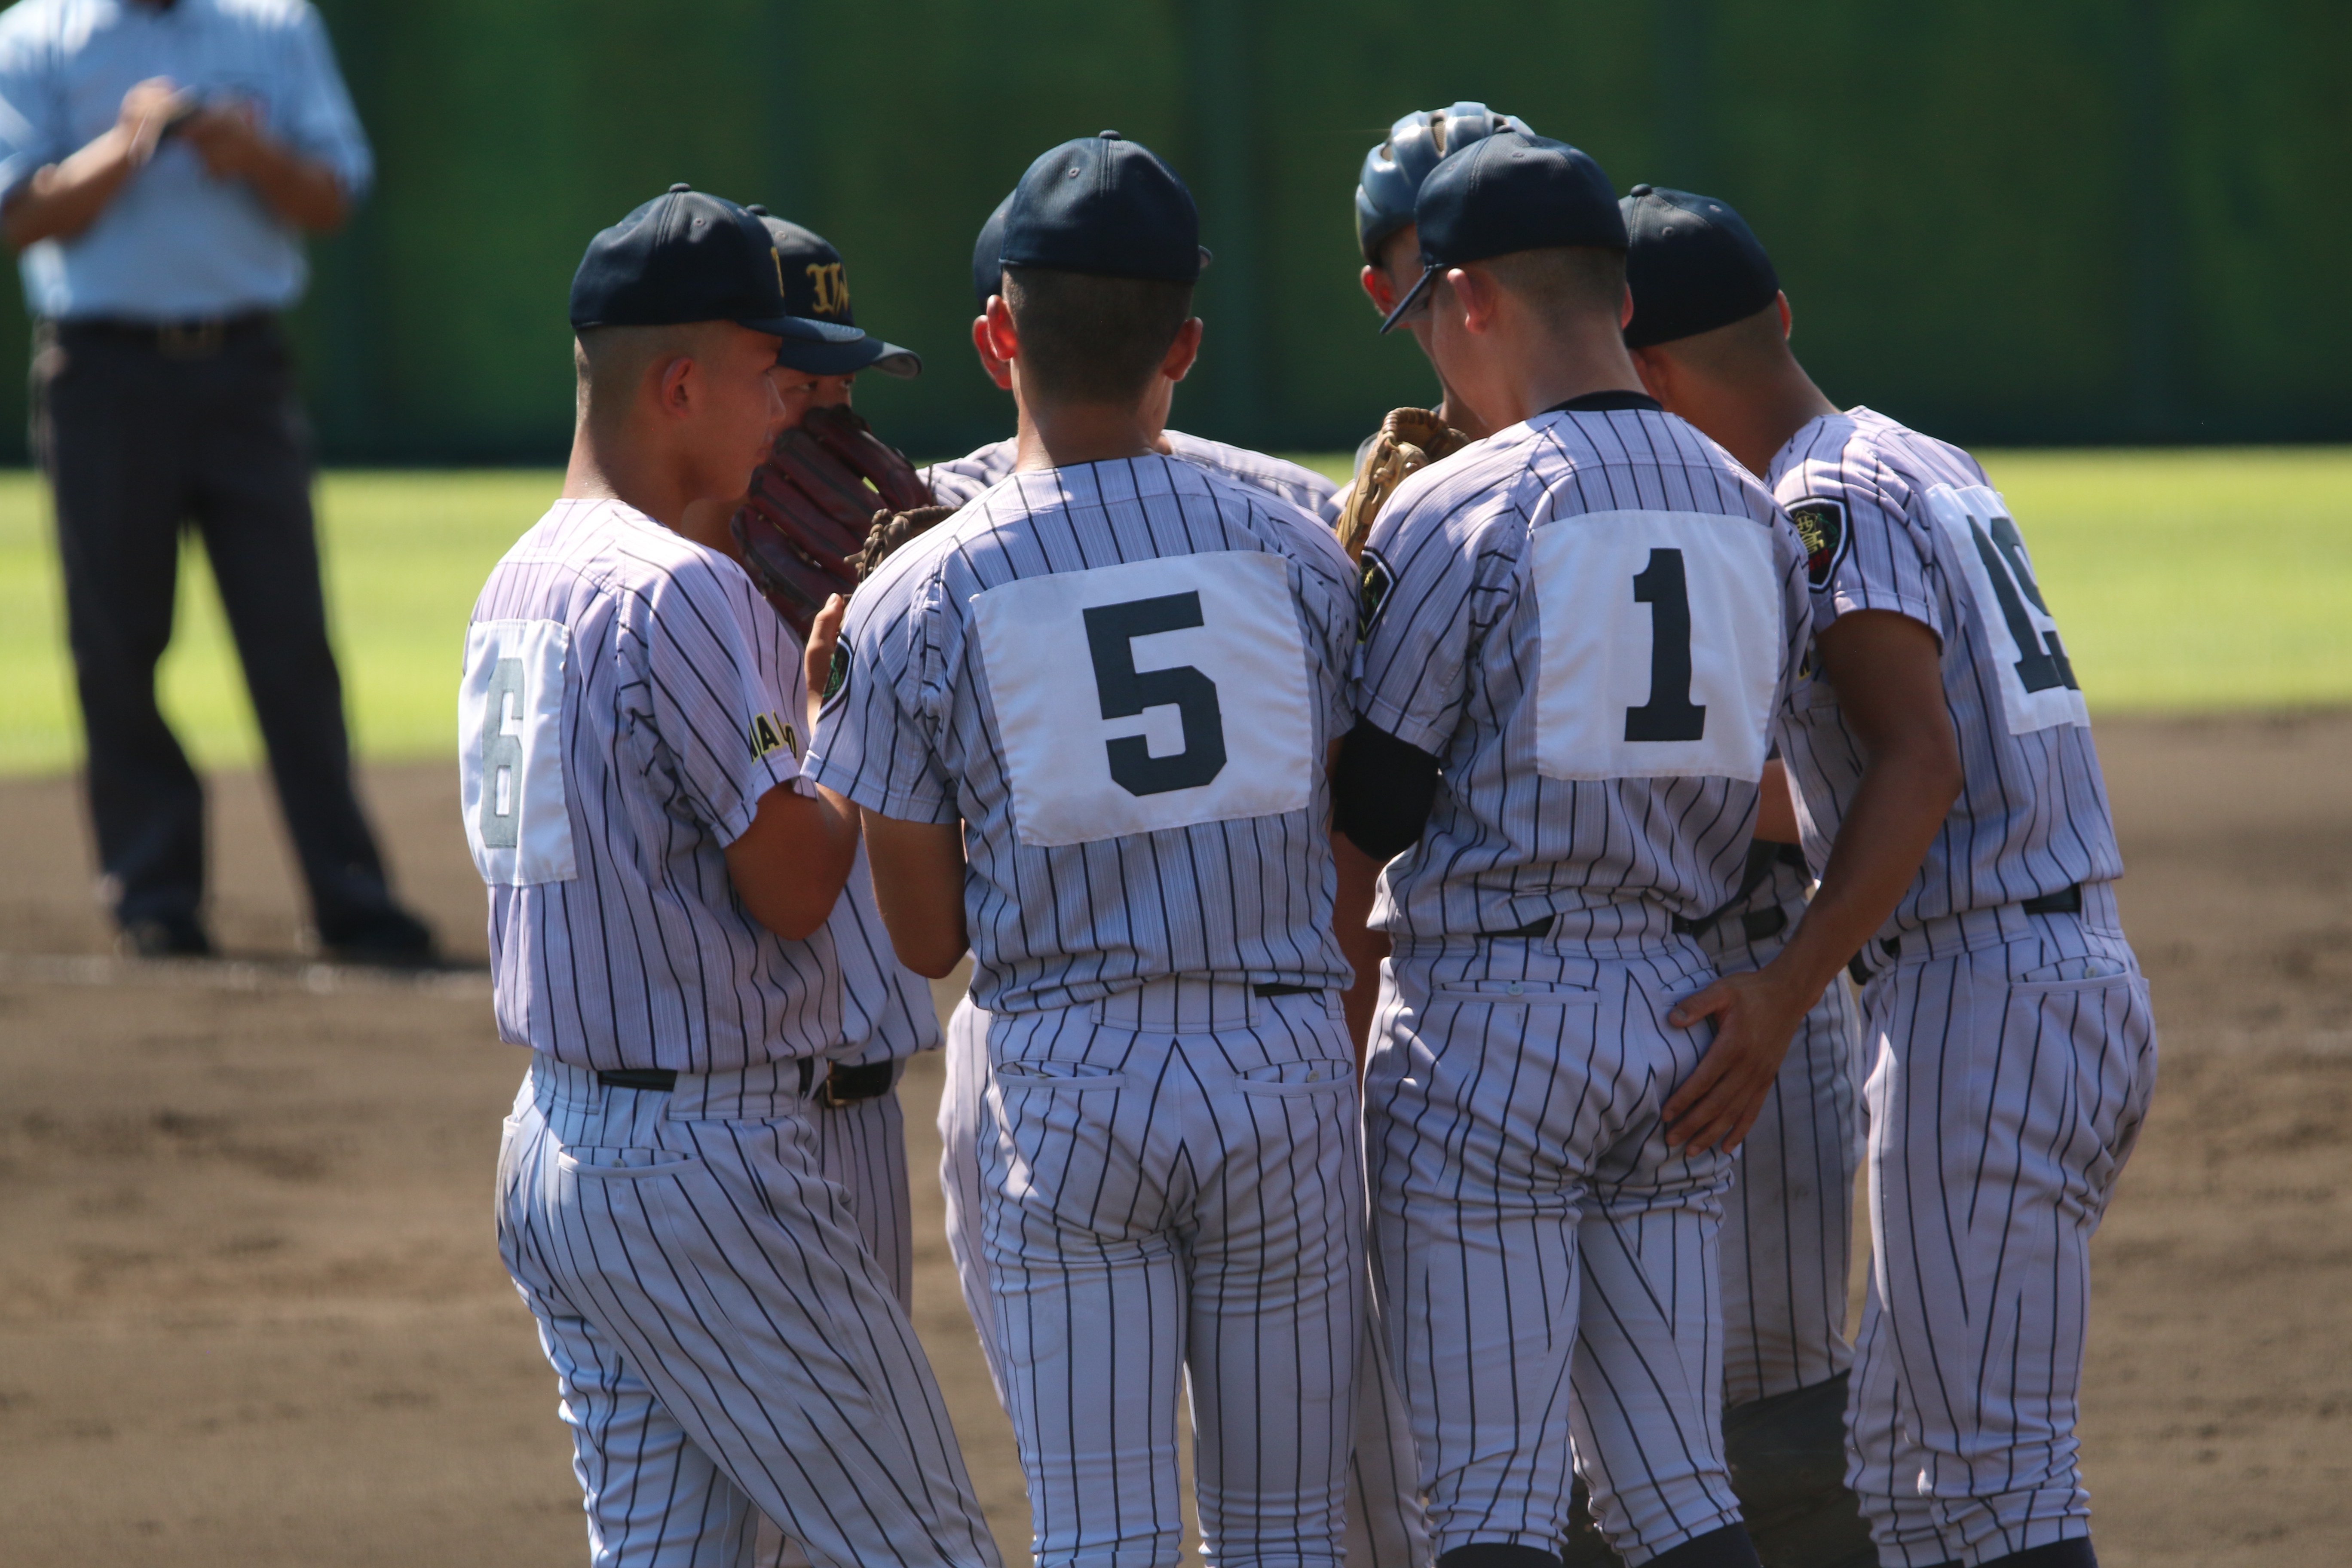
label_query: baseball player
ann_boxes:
[1620,187,2157,1568]
[812,132,1366,1568]
[925,183,1431,1568]
[472,184,998,1568]
[1333,130,1837,1568]
[923,193,1340,521]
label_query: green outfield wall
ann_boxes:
[0,0,2337,462]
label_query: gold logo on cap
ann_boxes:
[770,247,786,297]
[805,261,849,317]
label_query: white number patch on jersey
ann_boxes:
[973,551,1314,848]
[1531,510,1780,782]
[459,618,576,885]
[1925,484,2090,735]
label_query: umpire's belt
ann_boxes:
[52,310,278,358]
[1845,884,2084,986]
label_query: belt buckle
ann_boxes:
[817,1060,893,1109]
[157,319,226,358]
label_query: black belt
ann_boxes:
[597,1059,819,1096]
[1251,982,1323,998]
[816,1060,896,1108]
[53,310,277,358]
[1844,885,2083,986]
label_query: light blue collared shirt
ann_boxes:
[0,0,370,321]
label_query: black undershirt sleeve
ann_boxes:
[1332,716,1442,862]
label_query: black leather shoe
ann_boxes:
[120,914,213,959]
[320,906,439,968]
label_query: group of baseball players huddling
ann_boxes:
[462,102,2157,1568]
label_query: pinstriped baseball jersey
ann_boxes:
[808,454,1357,1015]
[462,497,870,1072]
[922,430,1342,523]
[1354,404,1813,941]
[1768,408,2124,934]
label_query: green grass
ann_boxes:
[0,450,2343,776]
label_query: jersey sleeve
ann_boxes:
[631,556,807,848]
[1780,442,1941,640]
[1261,496,1360,745]
[807,552,959,824]
[1352,487,1515,757]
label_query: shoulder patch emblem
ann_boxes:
[1786,496,1850,590]
[821,643,851,707]
[1357,549,1396,640]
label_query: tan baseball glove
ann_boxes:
[1334,406,1470,559]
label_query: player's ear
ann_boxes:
[1620,283,1635,332]
[1160,317,1204,385]
[1627,344,1672,406]
[981,296,1019,366]
[969,314,1014,390]
[1446,267,1493,334]
[1776,290,1793,340]
[1360,263,1397,315]
[654,352,698,419]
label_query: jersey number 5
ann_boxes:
[974,551,1316,848]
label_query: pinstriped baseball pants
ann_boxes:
[496,1055,1000,1568]
[973,983,1364,1568]
[1366,933,1746,1568]
[940,995,1436,1568]
[1695,905,1864,1407]
[1846,885,2156,1567]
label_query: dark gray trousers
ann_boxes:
[34,315,398,937]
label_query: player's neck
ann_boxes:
[1486,325,1648,429]
[1716,362,1840,478]
[1010,398,1158,472]
[562,421,693,528]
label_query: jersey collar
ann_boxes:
[1540,389,1663,416]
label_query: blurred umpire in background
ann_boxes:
[0,0,432,963]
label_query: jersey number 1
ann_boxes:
[1626,548,1706,742]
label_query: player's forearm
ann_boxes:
[1766,738,1959,1001]
[861,812,968,978]
[1330,830,1389,1065]
[3,132,143,248]
[724,782,862,942]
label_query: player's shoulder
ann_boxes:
[1161,429,1340,513]
[1771,406,1985,508]
[919,438,1017,509]
[1375,420,1553,551]
[1167,452,1353,586]
[487,499,752,626]
[0,0,78,49]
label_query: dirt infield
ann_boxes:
[0,713,2345,1566]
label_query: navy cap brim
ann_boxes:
[774,334,924,379]
[740,314,868,349]
[1378,264,1440,335]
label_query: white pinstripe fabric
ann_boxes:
[939,995,1436,1568]
[468,499,857,1074]
[1366,928,1743,1568]
[1844,885,2155,1566]
[1694,857,1863,1408]
[496,1057,1001,1568]
[1354,407,1813,941]
[922,432,1341,524]
[1767,410,2123,937]
[976,986,1363,1568]
[810,455,1358,1016]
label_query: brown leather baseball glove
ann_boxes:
[731,404,933,638]
[1334,406,1470,560]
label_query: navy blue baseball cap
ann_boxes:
[743,207,921,378]
[1378,133,1626,334]
[570,184,867,359]
[972,193,1012,312]
[999,132,1210,285]
[1620,185,1780,349]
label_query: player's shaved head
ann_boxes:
[1002,267,1195,406]
[1474,245,1627,332]
[573,322,744,425]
